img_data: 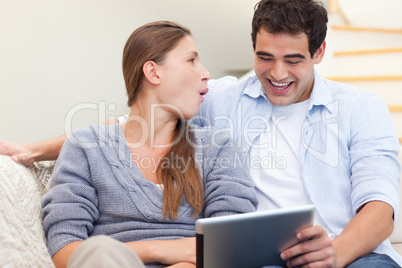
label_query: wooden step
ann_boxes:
[334,47,402,56]
[388,105,402,112]
[324,75,402,82]
[332,25,402,34]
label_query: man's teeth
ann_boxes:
[271,81,291,87]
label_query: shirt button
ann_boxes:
[328,233,337,240]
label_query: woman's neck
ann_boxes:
[122,100,178,149]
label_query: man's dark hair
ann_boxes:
[251,0,328,57]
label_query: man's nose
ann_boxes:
[270,61,288,81]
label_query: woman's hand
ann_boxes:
[126,237,196,265]
[167,262,196,268]
[154,237,196,265]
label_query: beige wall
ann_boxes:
[0,0,258,143]
[1,0,401,143]
[0,0,159,142]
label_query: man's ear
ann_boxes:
[313,41,326,64]
[143,61,160,85]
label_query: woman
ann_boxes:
[41,21,258,268]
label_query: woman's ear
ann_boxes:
[143,61,161,85]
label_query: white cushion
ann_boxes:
[0,155,54,267]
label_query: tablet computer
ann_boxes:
[196,205,315,268]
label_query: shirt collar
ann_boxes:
[308,70,335,114]
[242,75,268,100]
[242,71,335,114]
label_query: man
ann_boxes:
[191,1,401,267]
[1,0,401,267]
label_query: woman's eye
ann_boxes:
[189,58,195,63]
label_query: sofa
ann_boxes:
[0,156,54,267]
[0,154,401,267]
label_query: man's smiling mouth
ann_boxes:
[269,80,293,90]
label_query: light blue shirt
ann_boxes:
[191,71,402,265]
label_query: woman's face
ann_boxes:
[155,36,211,119]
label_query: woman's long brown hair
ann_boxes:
[122,21,203,219]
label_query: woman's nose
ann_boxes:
[201,64,211,82]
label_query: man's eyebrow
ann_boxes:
[284,53,305,59]
[255,51,274,57]
[256,51,306,60]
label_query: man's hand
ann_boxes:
[0,141,37,166]
[280,225,335,268]
[0,120,118,167]
[0,135,67,166]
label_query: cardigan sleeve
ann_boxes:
[201,130,258,218]
[41,128,100,256]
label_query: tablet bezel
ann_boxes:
[196,205,315,268]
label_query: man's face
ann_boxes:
[253,29,325,106]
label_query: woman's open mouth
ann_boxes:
[200,88,209,96]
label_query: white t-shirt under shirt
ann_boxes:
[249,100,327,228]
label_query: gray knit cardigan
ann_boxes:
[42,123,258,266]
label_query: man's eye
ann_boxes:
[259,57,272,61]
[287,61,301,65]
[189,58,195,63]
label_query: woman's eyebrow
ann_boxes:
[187,51,199,58]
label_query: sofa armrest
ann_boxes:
[31,160,55,196]
[0,155,54,267]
